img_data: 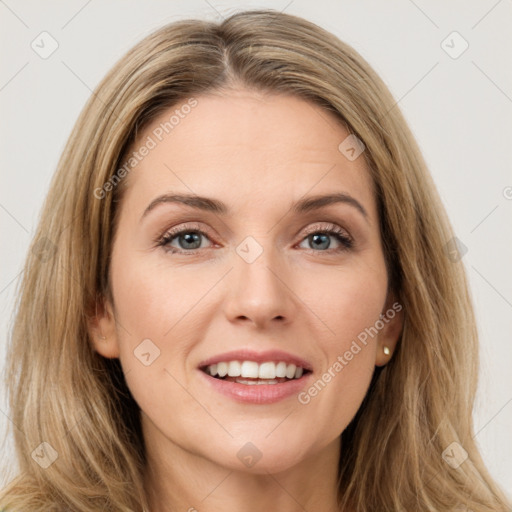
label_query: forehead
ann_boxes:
[121,90,376,220]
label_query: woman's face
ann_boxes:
[91,89,402,474]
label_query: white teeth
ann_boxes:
[205,360,307,380]
[258,362,275,379]
[217,362,228,377]
[234,378,279,385]
[240,361,259,378]
[227,361,241,377]
[275,361,287,378]
[285,364,296,379]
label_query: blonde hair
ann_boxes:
[1,9,510,512]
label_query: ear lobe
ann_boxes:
[86,296,120,359]
[375,294,404,367]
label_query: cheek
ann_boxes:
[108,251,195,385]
[110,249,208,340]
[294,259,386,418]
[298,257,388,346]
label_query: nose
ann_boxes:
[222,243,295,329]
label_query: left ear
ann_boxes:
[375,290,404,367]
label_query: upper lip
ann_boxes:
[198,349,313,372]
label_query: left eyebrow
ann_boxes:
[140,192,369,222]
[292,193,368,220]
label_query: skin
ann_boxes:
[89,88,403,512]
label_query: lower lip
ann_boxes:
[198,369,313,404]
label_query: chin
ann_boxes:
[208,436,315,475]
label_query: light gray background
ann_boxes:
[1,0,511,497]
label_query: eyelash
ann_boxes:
[156,222,354,256]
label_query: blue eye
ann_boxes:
[156,223,353,254]
[300,230,353,252]
[158,229,211,253]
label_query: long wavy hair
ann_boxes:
[1,8,510,512]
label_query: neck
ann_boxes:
[142,420,342,512]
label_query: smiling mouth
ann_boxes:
[200,360,312,385]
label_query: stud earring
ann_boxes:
[383,345,391,356]
[97,333,106,340]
